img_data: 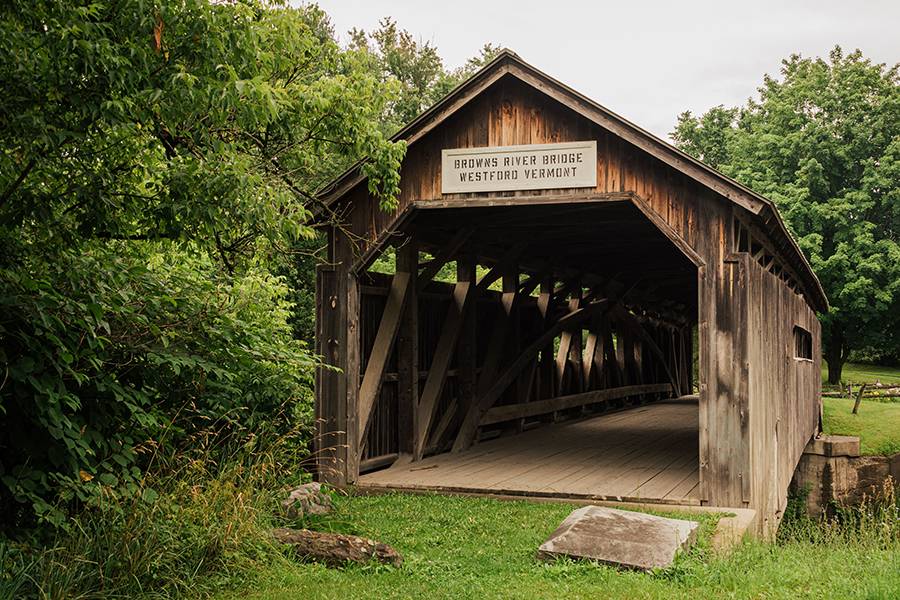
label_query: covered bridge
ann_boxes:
[313,50,826,536]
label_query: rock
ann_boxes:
[536,505,699,571]
[273,527,402,567]
[283,482,333,519]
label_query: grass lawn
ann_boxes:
[822,362,900,386]
[823,397,900,455]
[220,493,900,600]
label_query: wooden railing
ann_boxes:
[480,383,674,426]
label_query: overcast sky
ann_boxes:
[309,0,899,139]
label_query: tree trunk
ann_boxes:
[824,327,848,385]
[826,358,844,385]
[272,528,402,567]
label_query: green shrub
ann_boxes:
[0,243,318,531]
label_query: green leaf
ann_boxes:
[141,488,159,504]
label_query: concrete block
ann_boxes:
[805,435,860,457]
[536,505,699,571]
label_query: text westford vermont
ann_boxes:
[441,141,597,194]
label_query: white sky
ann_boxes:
[308,0,899,139]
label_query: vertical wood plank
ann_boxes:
[345,270,361,482]
[396,240,419,456]
[357,270,411,448]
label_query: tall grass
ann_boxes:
[0,422,320,599]
[779,477,899,548]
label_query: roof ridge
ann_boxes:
[313,49,828,312]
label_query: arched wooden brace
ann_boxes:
[608,304,681,395]
[451,298,612,452]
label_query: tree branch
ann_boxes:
[0,158,37,208]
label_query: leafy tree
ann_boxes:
[672,47,900,384]
[0,0,404,529]
[349,18,500,132]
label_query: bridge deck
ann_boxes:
[358,396,700,505]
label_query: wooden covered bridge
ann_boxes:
[313,50,827,536]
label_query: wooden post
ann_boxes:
[345,272,361,481]
[610,304,681,395]
[556,280,582,408]
[620,323,634,388]
[852,383,867,415]
[456,257,478,424]
[396,240,418,457]
[475,268,519,406]
[428,258,478,454]
[537,276,555,421]
[503,267,524,433]
[314,265,343,484]
[583,325,599,389]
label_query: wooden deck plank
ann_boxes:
[536,407,689,491]
[368,403,670,485]
[441,407,678,488]
[559,429,690,496]
[632,444,699,499]
[665,467,701,500]
[505,410,682,492]
[358,396,699,502]
[547,401,697,493]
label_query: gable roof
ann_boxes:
[317,49,828,313]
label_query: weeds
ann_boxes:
[0,422,319,599]
[780,477,899,547]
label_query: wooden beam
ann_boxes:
[537,275,556,412]
[473,266,520,415]
[357,271,412,448]
[359,453,399,473]
[414,271,475,459]
[452,298,612,452]
[417,227,474,292]
[610,304,680,394]
[396,240,418,456]
[427,260,478,454]
[627,195,705,267]
[481,384,673,425]
[346,274,361,479]
[476,242,528,293]
[583,323,600,386]
[426,399,458,455]
[556,284,582,396]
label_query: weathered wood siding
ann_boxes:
[746,255,821,535]
[320,73,820,527]
[315,264,348,484]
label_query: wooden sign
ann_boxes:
[441,141,597,194]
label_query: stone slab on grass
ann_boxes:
[537,505,699,571]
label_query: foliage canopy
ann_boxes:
[672,47,900,382]
[0,0,406,529]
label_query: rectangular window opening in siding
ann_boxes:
[793,325,813,360]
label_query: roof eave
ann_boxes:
[313,49,829,313]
